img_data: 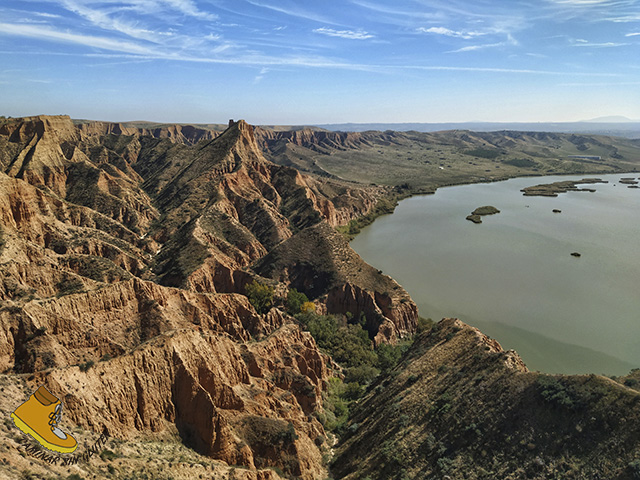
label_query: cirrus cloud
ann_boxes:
[313,27,374,40]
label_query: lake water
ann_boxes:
[351,173,640,375]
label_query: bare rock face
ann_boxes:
[36,323,327,478]
[0,114,405,477]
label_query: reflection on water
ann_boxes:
[351,174,640,375]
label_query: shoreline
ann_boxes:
[347,170,640,375]
[341,168,640,240]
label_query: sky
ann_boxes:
[0,0,639,124]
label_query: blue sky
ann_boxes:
[0,0,638,124]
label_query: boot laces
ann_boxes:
[48,404,68,440]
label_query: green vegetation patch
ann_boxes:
[245,280,275,314]
[296,311,414,435]
[503,157,538,168]
[337,194,400,240]
[286,288,309,315]
[55,274,86,297]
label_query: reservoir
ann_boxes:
[351,173,640,375]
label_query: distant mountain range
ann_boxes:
[314,120,640,138]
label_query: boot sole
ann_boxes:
[11,412,77,454]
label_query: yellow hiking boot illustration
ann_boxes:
[11,385,78,453]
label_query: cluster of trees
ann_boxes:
[296,311,416,433]
[245,279,431,434]
[245,280,315,315]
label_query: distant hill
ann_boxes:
[584,115,637,123]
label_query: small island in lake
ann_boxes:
[521,178,607,197]
[466,205,500,223]
[619,178,638,185]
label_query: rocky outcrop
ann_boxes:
[254,127,405,153]
[255,222,418,342]
[34,323,327,478]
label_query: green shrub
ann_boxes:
[344,365,380,385]
[79,360,95,372]
[245,280,274,314]
[537,376,575,409]
[286,288,309,315]
[100,449,120,461]
[55,275,85,297]
[416,317,434,334]
[503,157,537,168]
[377,341,411,373]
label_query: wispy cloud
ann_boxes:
[245,0,343,26]
[348,0,444,24]
[0,22,159,56]
[60,0,175,43]
[32,11,63,19]
[51,0,217,22]
[544,0,640,23]
[253,67,268,83]
[526,52,548,58]
[625,32,640,36]
[571,41,631,47]
[163,0,217,20]
[447,34,519,53]
[417,26,485,39]
[606,14,640,22]
[403,65,617,76]
[313,27,374,40]
[549,0,614,4]
[0,19,623,79]
[558,81,640,86]
[448,42,508,53]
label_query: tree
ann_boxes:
[245,280,274,314]
[287,288,309,315]
[300,301,316,314]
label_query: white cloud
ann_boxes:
[163,0,217,20]
[253,67,268,83]
[56,0,217,22]
[61,0,172,43]
[447,34,518,53]
[572,41,630,47]
[607,15,640,22]
[558,81,640,86]
[0,22,159,56]
[448,42,506,52]
[548,0,617,4]
[417,26,485,39]
[33,12,63,19]
[313,27,374,40]
[625,32,640,36]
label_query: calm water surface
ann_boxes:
[351,174,640,375]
